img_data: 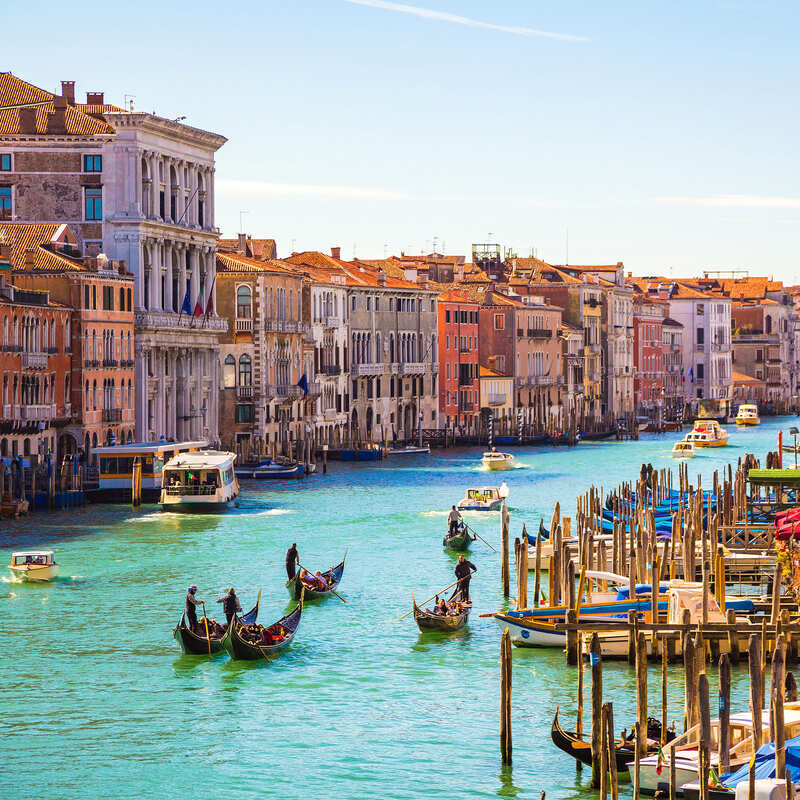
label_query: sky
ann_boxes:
[5,1,800,279]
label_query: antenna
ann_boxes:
[565,227,569,266]
[291,238,296,252]
[124,94,136,112]
[239,210,249,234]
[384,243,388,258]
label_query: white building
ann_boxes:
[603,284,635,415]
[102,112,228,442]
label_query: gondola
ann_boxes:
[443,524,475,551]
[173,595,260,655]
[222,598,303,661]
[412,592,470,632]
[285,557,345,600]
[550,708,673,771]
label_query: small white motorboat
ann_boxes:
[9,550,59,581]
[671,440,695,458]
[387,445,431,456]
[457,482,509,511]
[481,450,515,471]
[735,403,760,426]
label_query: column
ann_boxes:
[151,154,160,220]
[134,344,149,441]
[150,241,159,311]
[165,243,175,313]
[129,147,140,216]
[207,167,215,229]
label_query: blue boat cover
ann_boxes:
[719,735,800,787]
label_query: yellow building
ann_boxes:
[479,366,514,420]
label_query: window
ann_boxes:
[494,314,504,331]
[236,404,254,423]
[85,188,102,220]
[367,296,372,311]
[223,355,236,387]
[375,297,380,312]
[0,186,11,220]
[236,285,252,318]
[389,298,394,312]
[84,284,90,309]
[0,154,10,171]
[351,296,357,311]
[92,285,97,310]
[238,355,252,386]
[445,310,451,323]
[83,155,102,172]
[696,327,704,345]
[697,304,704,315]
[102,286,114,311]
[697,363,704,380]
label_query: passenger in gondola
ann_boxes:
[185,585,202,633]
[433,596,447,615]
[285,543,299,580]
[448,505,462,536]
[454,555,477,603]
[314,570,328,591]
[216,587,242,625]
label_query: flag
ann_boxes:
[680,367,685,384]
[193,277,205,317]
[689,367,694,384]
[656,746,664,775]
[297,374,308,396]
[202,275,217,327]
[709,768,719,787]
[179,285,192,318]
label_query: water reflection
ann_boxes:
[497,765,523,798]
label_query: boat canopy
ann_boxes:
[12,551,54,564]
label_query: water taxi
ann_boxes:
[683,419,729,447]
[481,450,515,471]
[387,445,431,456]
[457,483,509,511]
[160,451,240,512]
[9,550,59,581]
[671,440,695,458]
[735,403,760,426]
[93,440,210,502]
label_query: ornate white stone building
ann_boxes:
[102,112,228,442]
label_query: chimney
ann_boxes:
[86,92,104,106]
[49,94,67,134]
[331,246,341,260]
[61,81,75,106]
[19,106,37,134]
[24,248,36,269]
[237,233,248,254]
[377,269,386,287]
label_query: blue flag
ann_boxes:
[689,367,694,384]
[297,374,308,396]
[180,285,192,316]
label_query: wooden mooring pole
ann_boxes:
[590,632,603,788]
[500,626,512,765]
[501,501,510,599]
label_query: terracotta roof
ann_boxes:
[218,237,277,261]
[285,251,425,290]
[0,223,86,272]
[662,317,683,327]
[733,370,765,385]
[480,366,509,378]
[438,289,479,304]
[0,72,115,135]
[217,252,300,277]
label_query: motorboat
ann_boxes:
[735,403,760,426]
[160,451,240,512]
[481,450,515,471]
[671,440,696,458]
[387,445,431,456]
[9,550,59,581]
[457,483,509,511]
[235,458,313,479]
[683,419,729,448]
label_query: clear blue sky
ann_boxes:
[6,1,800,279]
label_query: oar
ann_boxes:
[297,562,347,604]
[464,522,497,553]
[200,601,211,655]
[389,571,476,622]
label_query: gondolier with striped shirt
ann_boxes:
[454,555,476,604]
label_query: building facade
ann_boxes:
[662,317,684,414]
[632,294,664,412]
[438,291,479,433]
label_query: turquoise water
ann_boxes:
[1,418,793,799]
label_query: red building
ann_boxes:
[632,294,665,411]
[438,290,480,432]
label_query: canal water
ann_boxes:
[1,418,793,799]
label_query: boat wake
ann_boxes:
[419,509,500,518]
[244,508,295,517]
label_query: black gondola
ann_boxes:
[222,598,303,661]
[550,708,673,772]
[285,557,345,600]
[173,595,260,655]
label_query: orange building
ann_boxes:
[0,223,135,460]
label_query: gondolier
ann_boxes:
[454,555,476,603]
[448,506,462,536]
[185,585,202,632]
[217,587,242,625]
[285,543,299,580]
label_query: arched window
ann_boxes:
[223,354,236,388]
[237,285,252,318]
[238,354,252,387]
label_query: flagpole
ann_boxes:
[202,274,217,328]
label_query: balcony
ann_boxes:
[235,318,253,333]
[120,359,135,368]
[269,384,303,399]
[529,329,552,339]
[21,353,48,370]
[57,403,72,419]
[20,404,55,421]
[307,382,322,397]
[263,320,309,334]
[532,375,554,386]
[515,376,526,387]
[324,407,339,420]
[322,316,341,329]
[586,343,601,354]
[400,362,425,375]
[487,393,507,406]
[237,385,254,399]
[102,408,123,422]
[2,404,18,420]
[321,365,342,376]
[517,328,525,338]
[103,358,118,367]
[352,362,384,377]
[135,310,228,332]
[458,375,474,387]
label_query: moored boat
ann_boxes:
[412,594,470,632]
[173,598,260,655]
[481,450,515,471]
[8,550,58,581]
[222,599,303,661]
[735,403,760,426]
[160,451,240,511]
[387,445,430,456]
[286,558,345,600]
[235,458,312,479]
[457,483,509,511]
